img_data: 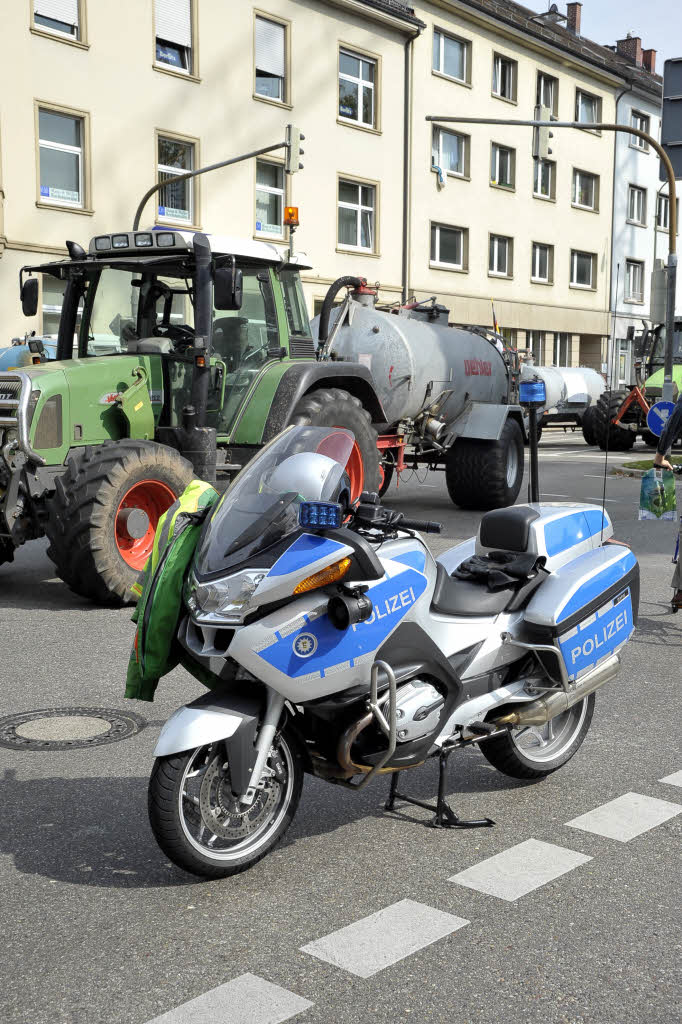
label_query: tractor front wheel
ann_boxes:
[594,390,636,452]
[288,388,380,502]
[46,440,193,605]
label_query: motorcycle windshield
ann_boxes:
[193,425,355,578]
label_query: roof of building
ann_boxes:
[358,0,425,29]
[450,1,662,97]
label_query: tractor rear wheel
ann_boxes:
[641,429,659,448]
[581,405,598,446]
[288,388,379,501]
[46,440,193,605]
[445,417,524,511]
[594,390,636,451]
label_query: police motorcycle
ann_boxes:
[148,421,639,879]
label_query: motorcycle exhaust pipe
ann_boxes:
[491,655,620,728]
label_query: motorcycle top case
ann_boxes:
[523,543,639,680]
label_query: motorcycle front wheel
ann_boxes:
[148,727,304,878]
[481,695,595,780]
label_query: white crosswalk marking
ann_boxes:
[448,838,591,901]
[660,770,682,788]
[142,974,312,1024]
[300,899,468,978]
[566,792,682,842]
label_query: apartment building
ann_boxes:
[0,0,664,373]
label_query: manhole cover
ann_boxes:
[0,707,146,751]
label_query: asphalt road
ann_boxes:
[1,430,680,1024]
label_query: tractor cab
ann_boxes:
[19,229,312,440]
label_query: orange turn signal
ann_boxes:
[195,355,206,367]
[293,557,351,594]
[284,206,299,227]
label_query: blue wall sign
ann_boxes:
[646,400,676,438]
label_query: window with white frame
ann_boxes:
[157,135,194,223]
[432,29,469,83]
[628,185,647,225]
[570,249,595,289]
[155,0,193,73]
[575,89,601,126]
[492,53,516,101]
[338,180,375,251]
[656,194,680,231]
[553,332,570,366]
[33,0,80,39]
[630,110,650,149]
[430,223,466,269]
[490,143,514,188]
[38,108,84,207]
[527,330,543,363]
[489,234,512,277]
[431,126,467,177]
[255,160,284,238]
[536,72,558,117]
[572,169,598,211]
[255,15,286,102]
[338,50,376,128]
[531,242,552,283]
[533,158,555,199]
[625,259,644,302]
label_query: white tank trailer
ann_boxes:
[522,364,605,438]
[311,282,528,511]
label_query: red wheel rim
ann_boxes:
[378,463,386,491]
[333,434,363,503]
[115,479,176,571]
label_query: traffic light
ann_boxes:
[285,124,305,174]
[660,59,682,181]
[532,104,553,160]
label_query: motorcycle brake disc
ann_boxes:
[199,755,278,840]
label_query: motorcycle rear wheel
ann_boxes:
[481,695,594,779]
[148,727,304,878]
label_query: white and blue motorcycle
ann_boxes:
[148,424,639,878]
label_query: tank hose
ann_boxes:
[318,276,366,343]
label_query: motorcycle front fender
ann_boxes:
[153,689,261,795]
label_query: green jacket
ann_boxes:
[125,479,219,702]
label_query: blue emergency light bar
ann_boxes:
[299,501,343,529]
[519,379,547,405]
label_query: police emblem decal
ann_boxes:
[293,633,318,658]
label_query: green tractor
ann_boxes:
[0,228,381,603]
[593,319,682,450]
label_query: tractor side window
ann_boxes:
[280,270,311,338]
[79,268,137,356]
[211,269,278,373]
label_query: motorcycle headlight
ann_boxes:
[184,569,266,622]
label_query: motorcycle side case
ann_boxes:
[523,543,639,681]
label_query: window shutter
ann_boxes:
[255,16,285,77]
[155,0,192,48]
[34,0,79,27]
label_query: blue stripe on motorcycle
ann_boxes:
[267,534,346,577]
[544,509,608,557]
[255,566,428,678]
[392,549,427,573]
[556,550,637,622]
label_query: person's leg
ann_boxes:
[672,517,682,606]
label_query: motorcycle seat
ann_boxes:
[479,506,541,553]
[431,559,547,618]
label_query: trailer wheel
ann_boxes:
[581,405,598,446]
[445,417,524,511]
[594,390,636,451]
[45,440,193,605]
[289,388,380,501]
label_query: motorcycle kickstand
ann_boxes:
[385,749,495,830]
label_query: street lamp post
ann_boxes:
[426,115,678,401]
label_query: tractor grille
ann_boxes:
[0,376,22,445]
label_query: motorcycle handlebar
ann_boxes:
[398,517,442,534]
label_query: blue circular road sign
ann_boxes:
[646,400,676,438]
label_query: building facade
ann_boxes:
[0,0,664,374]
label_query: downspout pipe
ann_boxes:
[402,25,423,305]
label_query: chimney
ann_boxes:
[566,2,582,35]
[616,34,643,67]
[642,48,656,74]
